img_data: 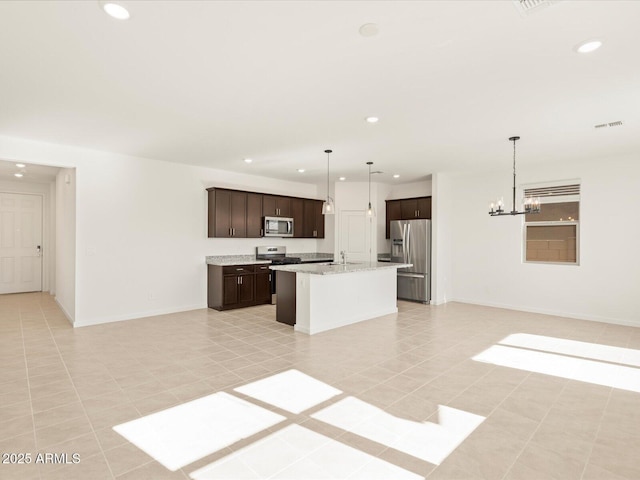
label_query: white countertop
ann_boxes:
[269,261,412,275]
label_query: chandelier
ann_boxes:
[489,136,541,216]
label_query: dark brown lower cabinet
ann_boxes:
[275,270,296,326]
[255,265,272,304]
[208,264,271,311]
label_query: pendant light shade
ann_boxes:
[366,161,375,217]
[322,149,335,215]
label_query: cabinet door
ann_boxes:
[400,199,418,219]
[416,197,432,219]
[238,274,254,303]
[262,195,277,217]
[386,200,402,239]
[229,191,247,237]
[246,193,263,237]
[255,269,271,304]
[214,190,232,238]
[223,275,239,306]
[315,200,325,238]
[276,197,291,217]
[291,198,304,238]
[302,199,317,237]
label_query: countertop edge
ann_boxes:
[269,262,413,275]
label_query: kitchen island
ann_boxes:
[270,261,412,335]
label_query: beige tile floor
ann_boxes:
[1,292,639,479]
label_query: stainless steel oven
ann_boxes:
[263,216,294,237]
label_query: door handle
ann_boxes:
[398,272,425,279]
[36,245,42,257]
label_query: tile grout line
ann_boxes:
[498,377,570,480]
[18,299,41,480]
[578,386,614,480]
[38,295,118,480]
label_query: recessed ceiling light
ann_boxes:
[339,177,346,181]
[243,158,253,164]
[297,169,305,173]
[14,173,23,178]
[365,116,379,123]
[15,163,26,168]
[359,23,379,37]
[393,174,400,179]
[575,39,602,53]
[101,2,130,20]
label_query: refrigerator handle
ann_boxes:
[406,223,411,264]
[402,223,407,263]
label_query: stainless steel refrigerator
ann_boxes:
[390,219,431,303]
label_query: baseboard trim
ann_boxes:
[449,297,640,328]
[72,303,208,328]
[54,297,75,326]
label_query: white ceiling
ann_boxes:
[0,1,638,185]
[0,160,59,184]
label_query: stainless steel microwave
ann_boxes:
[264,216,294,237]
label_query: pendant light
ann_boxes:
[321,149,335,215]
[489,136,541,216]
[366,161,375,217]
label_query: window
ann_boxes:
[523,183,580,264]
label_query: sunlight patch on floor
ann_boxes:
[234,369,342,414]
[311,397,485,466]
[499,333,640,367]
[189,424,423,480]
[473,344,640,392]
[113,392,286,471]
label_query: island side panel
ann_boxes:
[295,268,398,335]
[276,270,297,326]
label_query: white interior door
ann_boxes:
[339,210,372,262]
[0,193,43,294]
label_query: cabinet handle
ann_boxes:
[269,273,271,281]
[240,276,243,285]
[236,268,243,271]
[237,277,240,285]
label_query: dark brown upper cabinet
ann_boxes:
[208,188,247,238]
[303,199,324,238]
[207,188,324,238]
[246,192,263,238]
[385,196,432,238]
[291,198,304,238]
[263,195,291,217]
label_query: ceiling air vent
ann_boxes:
[524,184,580,198]
[594,121,623,129]
[513,0,561,16]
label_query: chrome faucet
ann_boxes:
[340,250,346,264]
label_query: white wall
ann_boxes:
[0,134,322,327]
[431,172,454,305]
[447,154,640,326]
[386,178,432,200]
[55,169,75,322]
